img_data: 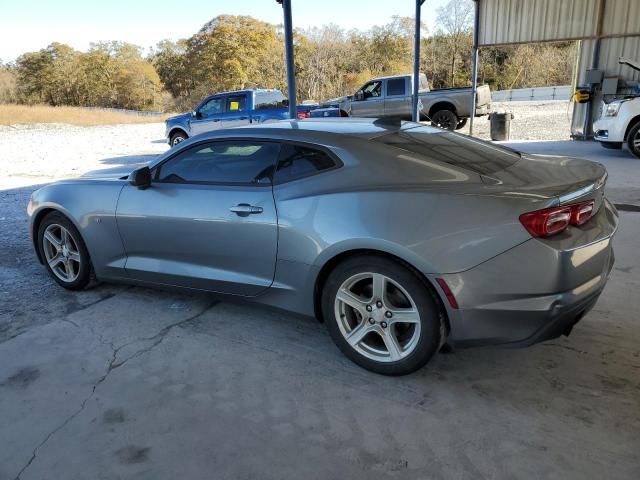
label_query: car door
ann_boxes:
[384,77,411,117]
[190,96,225,135]
[350,80,384,118]
[115,139,281,296]
[221,94,251,129]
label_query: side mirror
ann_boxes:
[192,110,202,119]
[129,166,152,190]
[354,91,364,101]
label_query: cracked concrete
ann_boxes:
[1,136,640,479]
[13,299,219,480]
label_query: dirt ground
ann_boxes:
[1,105,639,479]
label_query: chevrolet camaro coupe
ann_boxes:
[28,119,618,375]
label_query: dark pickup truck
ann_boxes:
[165,89,315,146]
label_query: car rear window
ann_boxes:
[373,126,520,175]
[274,144,338,183]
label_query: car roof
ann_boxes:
[204,88,282,98]
[204,118,436,141]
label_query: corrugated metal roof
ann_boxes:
[578,37,640,82]
[602,0,640,36]
[479,0,640,46]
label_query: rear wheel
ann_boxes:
[38,212,91,290]
[627,122,640,159]
[170,131,187,147]
[430,110,458,131]
[455,118,468,130]
[322,255,443,375]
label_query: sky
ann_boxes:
[0,0,450,62]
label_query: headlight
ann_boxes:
[605,101,623,117]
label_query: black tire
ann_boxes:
[38,212,92,290]
[627,122,640,159]
[455,118,468,130]
[321,255,444,376]
[600,141,623,150]
[170,131,188,147]
[430,110,458,131]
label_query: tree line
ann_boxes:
[0,0,577,112]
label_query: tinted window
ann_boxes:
[226,95,247,112]
[387,78,406,96]
[255,90,287,110]
[274,144,337,183]
[198,97,224,117]
[373,126,520,175]
[156,141,280,185]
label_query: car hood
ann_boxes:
[80,163,149,180]
[166,112,191,123]
[320,95,351,107]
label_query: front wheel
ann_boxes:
[322,255,444,375]
[170,132,187,147]
[430,110,458,131]
[38,212,92,290]
[627,122,640,159]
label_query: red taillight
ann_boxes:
[519,200,596,238]
[570,200,594,226]
[296,111,310,119]
[435,278,458,309]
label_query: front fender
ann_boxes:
[29,181,128,279]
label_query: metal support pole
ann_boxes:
[412,0,425,122]
[279,0,297,119]
[469,0,480,136]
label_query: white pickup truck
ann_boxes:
[593,57,640,159]
[312,73,491,131]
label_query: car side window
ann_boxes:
[226,95,247,113]
[155,141,280,185]
[274,144,338,184]
[363,81,382,99]
[387,78,406,97]
[198,97,224,118]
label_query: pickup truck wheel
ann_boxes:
[455,118,468,130]
[627,122,640,159]
[170,132,187,147]
[431,110,458,131]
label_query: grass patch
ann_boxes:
[0,104,170,126]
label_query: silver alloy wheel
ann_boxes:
[634,130,640,149]
[42,224,81,283]
[334,272,421,363]
[172,135,185,146]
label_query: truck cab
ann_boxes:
[312,73,491,131]
[165,89,312,146]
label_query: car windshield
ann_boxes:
[373,125,521,175]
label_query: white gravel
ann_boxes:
[0,101,574,187]
[0,123,168,188]
[459,100,574,140]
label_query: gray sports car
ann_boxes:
[28,119,617,375]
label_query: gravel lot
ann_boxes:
[1,105,640,479]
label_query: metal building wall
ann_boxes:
[478,0,640,46]
[478,0,598,46]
